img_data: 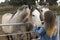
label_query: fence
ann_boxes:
[57,16,60,40]
[0,22,37,40]
[56,16,60,40]
[0,16,59,40]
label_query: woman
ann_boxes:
[33,11,58,40]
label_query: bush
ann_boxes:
[0,5,18,15]
[9,0,36,6]
[49,5,58,11]
[49,5,60,15]
[0,6,13,11]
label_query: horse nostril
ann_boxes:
[38,27,41,29]
[42,21,44,24]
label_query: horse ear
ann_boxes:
[45,3,49,8]
[18,7,24,11]
[30,5,37,16]
[29,6,34,17]
[31,5,36,11]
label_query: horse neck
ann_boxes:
[10,10,27,23]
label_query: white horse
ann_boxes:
[40,6,50,19]
[29,5,42,27]
[2,13,13,33]
[2,5,30,33]
[28,6,44,40]
[2,5,43,40]
[36,5,50,20]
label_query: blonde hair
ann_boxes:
[44,11,57,37]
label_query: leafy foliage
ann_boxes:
[9,0,36,6]
[46,0,57,5]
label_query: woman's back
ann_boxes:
[33,24,58,40]
[40,25,58,40]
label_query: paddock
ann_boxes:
[0,15,39,40]
[0,15,59,40]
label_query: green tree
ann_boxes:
[5,0,10,5]
[46,0,57,5]
[9,0,36,6]
[9,0,21,6]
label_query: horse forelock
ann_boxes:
[30,6,40,15]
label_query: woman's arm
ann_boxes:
[33,25,45,36]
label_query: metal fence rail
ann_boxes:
[0,22,36,40]
[0,31,34,36]
[0,22,30,26]
[0,22,34,36]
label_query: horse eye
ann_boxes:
[32,15,35,16]
[41,10,43,12]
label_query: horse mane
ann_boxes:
[30,5,40,16]
[18,5,28,11]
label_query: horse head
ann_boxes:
[37,5,50,21]
[29,5,43,27]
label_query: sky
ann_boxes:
[57,0,60,2]
[0,0,5,3]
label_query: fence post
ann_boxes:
[57,16,59,40]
